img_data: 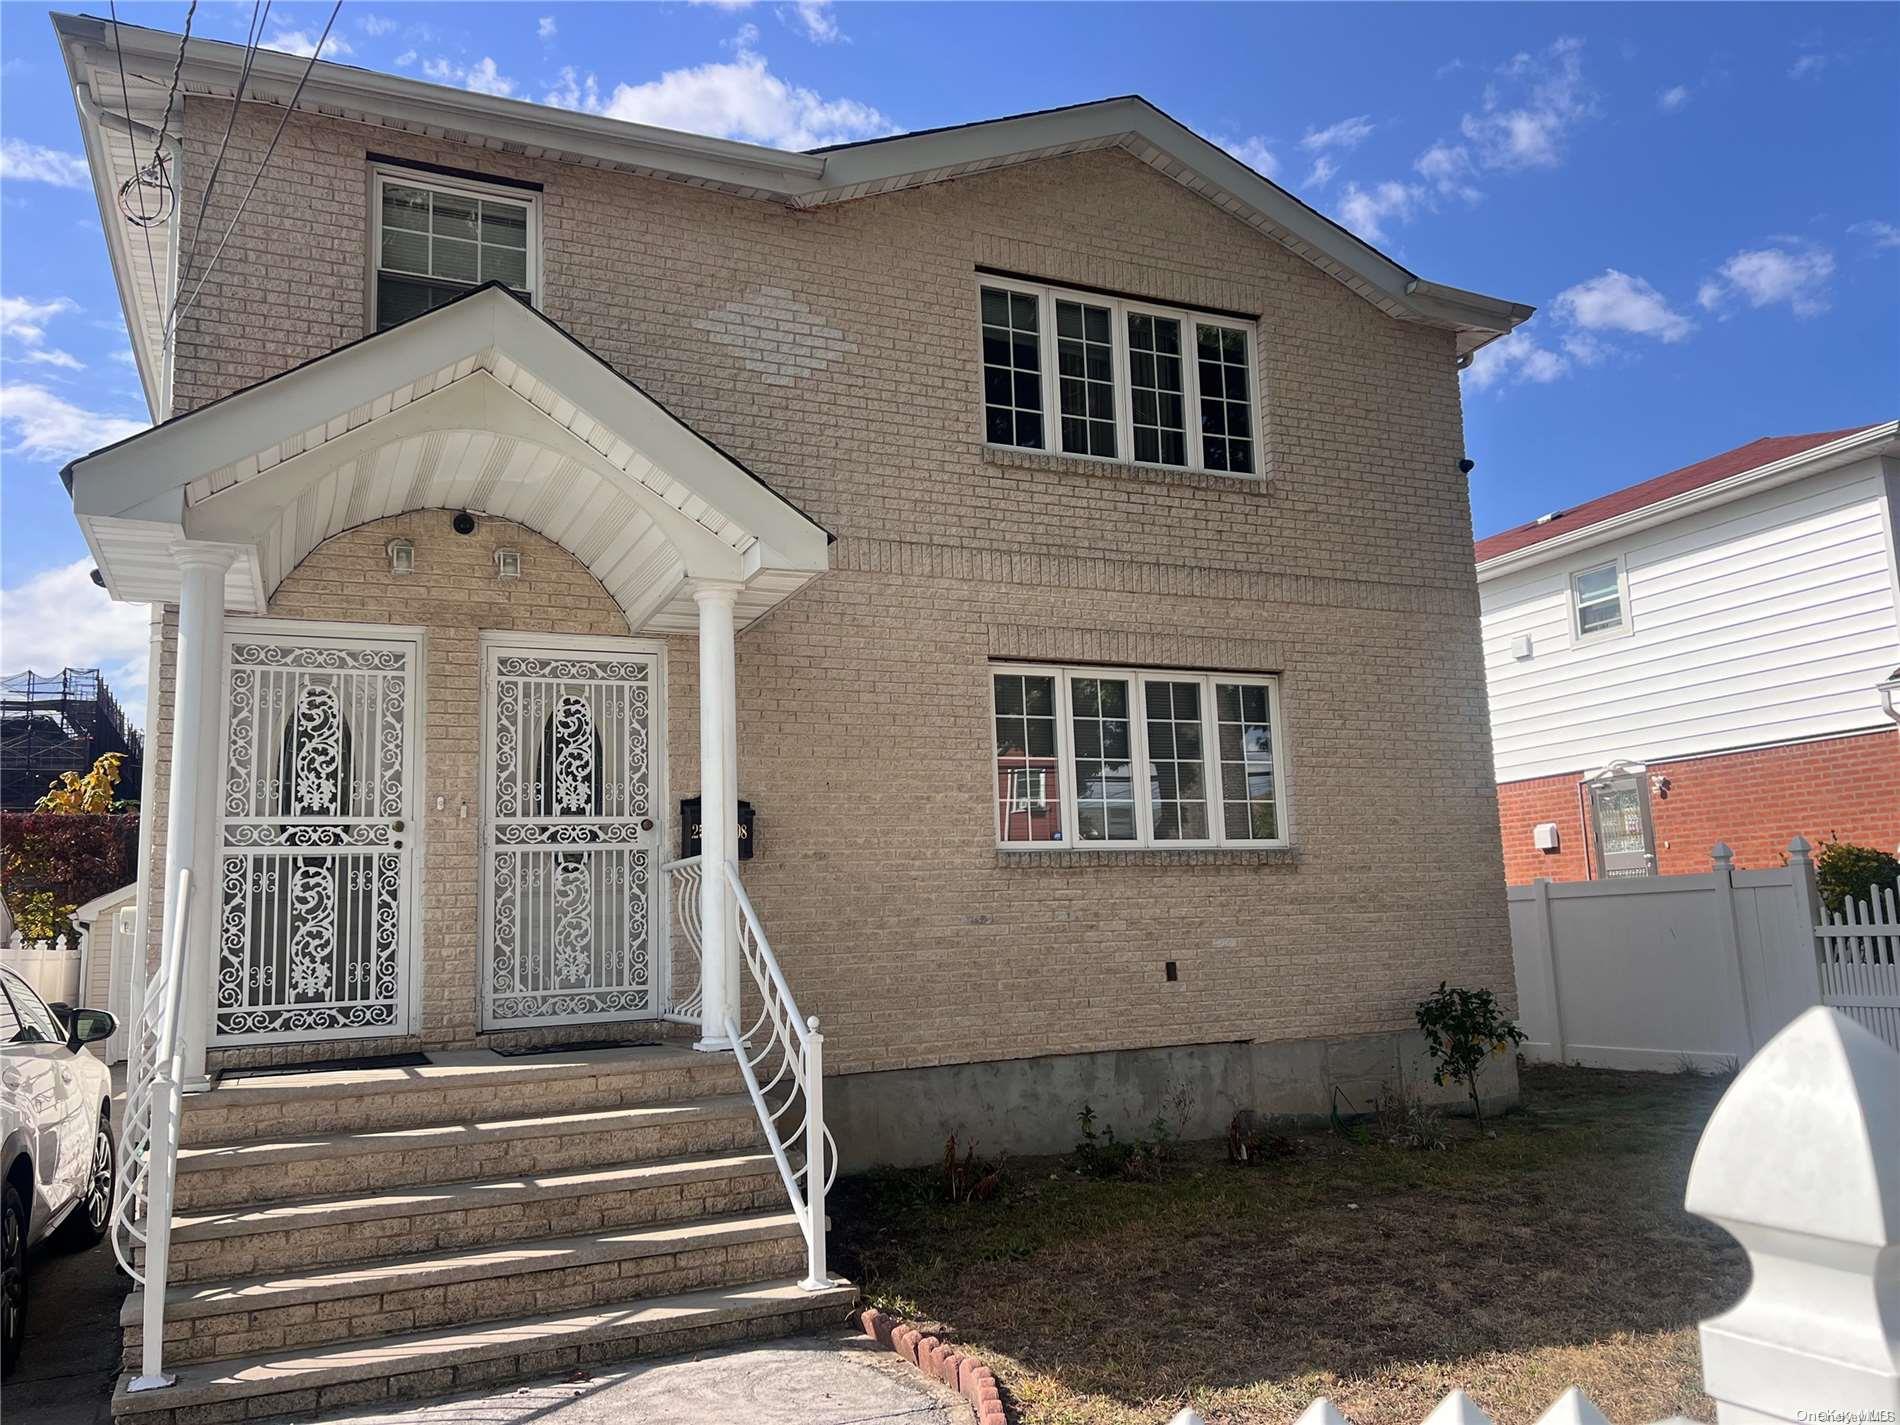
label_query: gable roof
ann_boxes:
[1474,422,1897,568]
[53,12,1532,417]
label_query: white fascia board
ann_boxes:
[51,14,822,195]
[1475,421,1900,582]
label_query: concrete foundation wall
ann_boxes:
[827,1029,1521,1170]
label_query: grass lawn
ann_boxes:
[831,1065,1745,1425]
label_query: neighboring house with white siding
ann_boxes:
[1477,421,1900,884]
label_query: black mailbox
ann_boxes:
[680,796,754,861]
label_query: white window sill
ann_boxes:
[981,443,1272,490]
[995,845,1300,869]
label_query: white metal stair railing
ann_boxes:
[109,868,193,1393]
[659,855,704,1025]
[660,854,837,1289]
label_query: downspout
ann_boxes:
[73,83,183,419]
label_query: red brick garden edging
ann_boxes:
[856,1308,1009,1425]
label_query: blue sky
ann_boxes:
[2,2,1896,717]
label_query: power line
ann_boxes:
[147,0,198,160]
[172,0,270,311]
[107,2,167,328]
[166,0,342,345]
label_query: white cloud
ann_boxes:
[1414,142,1482,203]
[1463,324,1568,392]
[16,348,84,370]
[0,295,76,345]
[785,1,842,43]
[1304,155,1338,189]
[1657,84,1692,113]
[1789,53,1828,80]
[689,0,760,8]
[565,41,893,150]
[0,137,90,188]
[537,15,557,39]
[359,14,397,37]
[1301,115,1375,153]
[1848,219,1900,252]
[1551,269,1694,343]
[394,49,418,68]
[265,29,353,60]
[0,384,147,462]
[1220,136,1279,180]
[0,559,153,725]
[1336,180,1422,244]
[544,67,601,112]
[1698,244,1835,318]
[1459,36,1596,170]
[423,56,517,97]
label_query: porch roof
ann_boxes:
[61,284,833,634]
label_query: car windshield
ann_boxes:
[0,969,63,1045]
[0,977,19,1041]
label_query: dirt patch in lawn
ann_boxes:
[831,1065,1744,1425]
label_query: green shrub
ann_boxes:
[1072,1103,1171,1181]
[1814,836,1900,917]
[1414,982,1524,1130]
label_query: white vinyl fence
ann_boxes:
[1816,881,1900,1050]
[1171,1005,1900,1425]
[3,932,81,1005]
[1508,838,1826,1069]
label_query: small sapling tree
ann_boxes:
[1414,982,1525,1130]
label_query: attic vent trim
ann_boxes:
[1533,510,1566,526]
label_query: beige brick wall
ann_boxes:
[148,97,1512,1075]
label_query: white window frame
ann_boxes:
[1568,555,1633,644]
[991,664,1291,850]
[369,164,542,334]
[975,275,1264,478]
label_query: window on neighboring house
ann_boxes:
[373,168,537,331]
[980,286,1045,450]
[1571,560,1627,639]
[991,665,1289,848]
[976,277,1262,474]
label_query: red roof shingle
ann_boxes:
[1473,425,1881,564]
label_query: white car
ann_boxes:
[1,966,116,1378]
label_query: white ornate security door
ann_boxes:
[216,629,419,1043]
[480,638,663,1029]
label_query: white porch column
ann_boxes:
[160,546,236,1087]
[693,582,743,1052]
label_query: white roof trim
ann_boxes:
[54,11,1533,402]
[1475,421,1900,580]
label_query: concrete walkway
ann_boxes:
[324,1332,973,1425]
[5,1226,127,1425]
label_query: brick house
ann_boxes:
[1478,423,1900,886]
[54,14,1532,1416]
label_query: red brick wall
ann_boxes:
[1497,730,1900,884]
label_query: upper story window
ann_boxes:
[977,276,1263,476]
[1570,558,1628,640]
[993,664,1290,850]
[372,166,538,331]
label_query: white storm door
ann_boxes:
[481,640,663,1029]
[216,629,420,1044]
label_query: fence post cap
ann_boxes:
[1710,842,1734,866]
[1421,1390,1494,1425]
[1531,1388,1611,1425]
[1786,833,1813,858]
[1293,1401,1351,1425]
[1686,1006,1898,1243]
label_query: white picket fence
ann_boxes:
[2,932,81,1004]
[1171,1005,1900,1425]
[1816,880,1900,1050]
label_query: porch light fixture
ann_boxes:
[386,538,415,576]
[494,548,522,580]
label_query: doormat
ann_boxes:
[493,1039,661,1057]
[228,1052,432,1079]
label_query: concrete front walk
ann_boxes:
[324,1332,974,1425]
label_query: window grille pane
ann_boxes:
[994,674,1062,843]
[482,243,528,288]
[382,184,430,231]
[1197,324,1253,473]
[1055,299,1116,458]
[480,199,528,248]
[1215,682,1278,841]
[1128,313,1187,466]
[380,227,430,276]
[430,192,479,240]
[1577,596,1623,634]
[433,236,480,283]
[1071,677,1137,841]
[1146,680,1209,841]
[979,287,1044,450]
[377,179,532,321]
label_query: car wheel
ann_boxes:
[2,1179,25,1379]
[55,1109,115,1250]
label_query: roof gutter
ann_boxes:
[1475,420,1900,580]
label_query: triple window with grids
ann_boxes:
[979,277,1261,475]
[993,665,1289,848]
[372,167,538,331]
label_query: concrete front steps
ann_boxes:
[115,1045,854,1424]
